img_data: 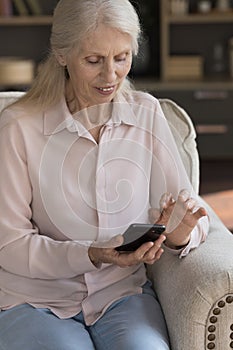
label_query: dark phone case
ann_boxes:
[115,224,166,252]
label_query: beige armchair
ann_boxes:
[148,99,233,350]
[0,92,233,350]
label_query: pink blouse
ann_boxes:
[0,90,209,325]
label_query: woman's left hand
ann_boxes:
[88,233,166,268]
[149,190,207,249]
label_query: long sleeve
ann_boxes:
[150,99,209,256]
[0,115,97,279]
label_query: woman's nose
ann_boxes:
[101,61,117,83]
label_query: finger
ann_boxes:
[137,234,166,259]
[115,242,155,267]
[160,192,175,210]
[143,235,166,261]
[175,192,194,217]
[146,235,166,255]
[155,234,167,246]
[193,207,207,220]
[143,244,163,262]
[178,189,191,202]
[116,235,166,267]
[145,247,164,265]
[159,192,171,209]
[185,198,196,211]
[134,241,155,260]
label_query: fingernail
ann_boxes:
[161,201,166,208]
[187,202,192,209]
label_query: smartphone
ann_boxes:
[115,223,166,252]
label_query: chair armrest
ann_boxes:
[147,202,233,350]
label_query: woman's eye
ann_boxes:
[87,60,99,64]
[116,55,127,62]
[86,57,101,64]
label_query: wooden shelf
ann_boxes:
[134,78,233,91]
[160,1,233,82]
[167,11,233,24]
[0,16,53,26]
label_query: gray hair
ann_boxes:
[19,0,141,110]
[52,0,141,56]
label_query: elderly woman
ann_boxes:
[0,0,209,349]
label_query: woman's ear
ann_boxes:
[55,53,67,67]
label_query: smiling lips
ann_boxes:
[96,86,115,95]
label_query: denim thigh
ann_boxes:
[0,283,170,350]
[0,304,94,350]
[89,282,170,350]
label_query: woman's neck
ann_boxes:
[65,81,112,143]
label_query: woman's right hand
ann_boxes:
[88,234,166,268]
[149,190,207,249]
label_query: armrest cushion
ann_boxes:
[147,201,233,350]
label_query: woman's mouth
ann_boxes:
[96,86,115,95]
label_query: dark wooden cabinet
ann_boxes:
[152,88,233,159]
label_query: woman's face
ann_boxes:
[64,24,133,111]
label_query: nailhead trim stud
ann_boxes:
[206,295,233,349]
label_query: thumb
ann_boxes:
[193,207,207,220]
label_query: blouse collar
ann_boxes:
[43,93,138,136]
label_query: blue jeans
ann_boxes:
[0,282,170,350]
